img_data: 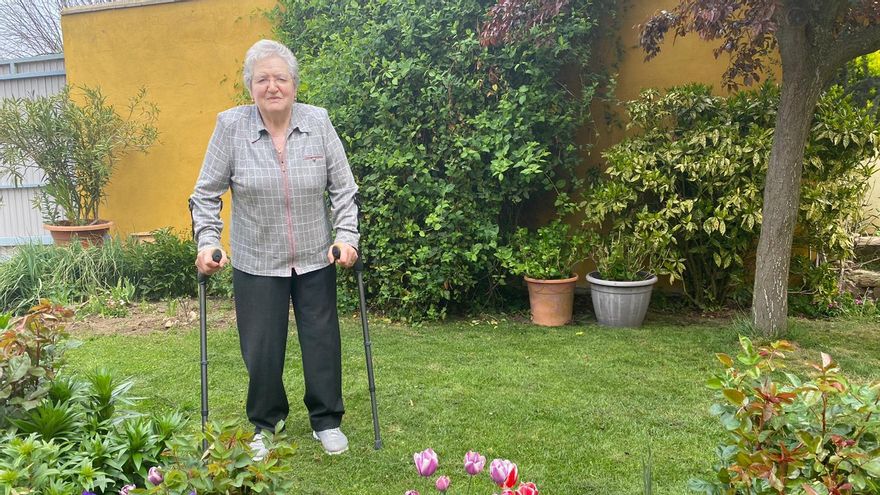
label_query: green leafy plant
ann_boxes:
[206,266,234,298]
[125,228,229,300]
[0,85,158,225]
[124,228,197,300]
[46,374,85,404]
[81,278,137,318]
[274,0,615,320]
[0,301,74,423]
[132,420,297,495]
[588,230,673,282]
[0,311,184,494]
[828,292,880,322]
[109,417,166,483]
[0,365,186,494]
[789,255,841,311]
[0,368,187,493]
[496,219,588,280]
[9,400,84,441]
[689,336,880,494]
[583,83,879,308]
[83,367,138,428]
[0,431,114,493]
[833,52,880,116]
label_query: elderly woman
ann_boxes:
[190,39,359,457]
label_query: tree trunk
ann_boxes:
[752,22,825,337]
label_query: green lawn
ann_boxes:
[64,307,880,494]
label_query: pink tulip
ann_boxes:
[435,475,450,492]
[464,451,486,475]
[119,485,136,495]
[518,481,539,495]
[414,448,439,477]
[490,459,512,486]
[147,466,163,486]
[405,491,420,495]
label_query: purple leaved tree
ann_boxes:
[483,0,880,337]
[640,1,880,337]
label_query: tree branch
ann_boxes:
[0,0,112,57]
[825,23,880,77]
[813,0,848,27]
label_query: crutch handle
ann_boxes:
[331,245,364,272]
[198,249,223,284]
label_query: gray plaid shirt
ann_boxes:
[190,103,359,276]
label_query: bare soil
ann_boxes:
[67,297,237,336]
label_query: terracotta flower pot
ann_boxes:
[44,220,113,247]
[129,231,157,244]
[523,274,579,327]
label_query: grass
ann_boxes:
[64,308,880,494]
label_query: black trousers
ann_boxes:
[232,265,344,433]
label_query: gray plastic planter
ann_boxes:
[586,271,658,328]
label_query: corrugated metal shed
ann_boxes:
[0,53,65,254]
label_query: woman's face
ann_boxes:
[251,56,296,117]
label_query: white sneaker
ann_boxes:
[312,427,349,455]
[249,433,268,461]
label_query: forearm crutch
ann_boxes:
[188,198,221,452]
[332,245,382,450]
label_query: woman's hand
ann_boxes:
[196,247,228,275]
[328,242,358,268]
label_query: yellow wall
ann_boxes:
[61,0,276,244]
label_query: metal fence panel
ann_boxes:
[0,54,65,248]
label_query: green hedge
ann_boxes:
[274,0,614,320]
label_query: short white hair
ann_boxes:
[243,39,299,96]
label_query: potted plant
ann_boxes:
[585,230,665,328]
[0,85,158,246]
[497,219,587,326]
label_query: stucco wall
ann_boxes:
[61,0,276,243]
